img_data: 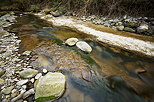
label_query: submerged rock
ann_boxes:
[30,55,56,71]
[65,38,79,46]
[19,69,38,79]
[35,72,66,102]
[76,41,92,53]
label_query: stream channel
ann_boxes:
[7,14,154,102]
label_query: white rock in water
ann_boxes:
[65,38,79,46]
[35,72,66,101]
[76,41,92,53]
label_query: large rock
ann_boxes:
[35,72,66,102]
[76,41,92,53]
[65,38,79,46]
[19,69,38,79]
[137,24,149,33]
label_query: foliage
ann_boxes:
[29,5,40,12]
[0,0,154,17]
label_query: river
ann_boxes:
[7,14,154,102]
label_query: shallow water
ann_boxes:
[7,14,154,102]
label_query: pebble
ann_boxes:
[22,51,32,56]
[35,73,42,79]
[22,85,27,90]
[30,78,35,83]
[43,69,48,73]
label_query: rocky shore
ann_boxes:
[80,15,154,36]
[0,13,66,102]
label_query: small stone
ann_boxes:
[23,88,35,99]
[0,78,4,84]
[11,91,25,102]
[1,86,14,95]
[19,68,38,78]
[22,85,27,90]
[16,79,28,86]
[35,73,42,79]
[16,64,21,67]
[30,78,35,83]
[42,69,47,74]
[135,68,146,74]
[22,51,32,56]
[116,25,124,31]
[137,24,149,33]
[11,89,19,98]
[0,70,6,77]
[6,95,10,98]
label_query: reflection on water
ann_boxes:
[7,14,154,102]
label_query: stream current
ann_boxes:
[7,14,154,102]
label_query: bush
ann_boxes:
[29,5,40,12]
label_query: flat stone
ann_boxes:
[76,41,92,53]
[35,72,66,102]
[65,38,79,46]
[16,79,28,86]
[19,69,38,78]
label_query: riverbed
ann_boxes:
[5,13,154,102]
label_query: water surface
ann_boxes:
[7,14,154,102]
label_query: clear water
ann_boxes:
[7,14,154,102]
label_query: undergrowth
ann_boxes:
[0,0,154,17]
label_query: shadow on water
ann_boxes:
[7,14,154,102]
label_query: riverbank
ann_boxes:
[0,13,68,102]
[35,13,154,58]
